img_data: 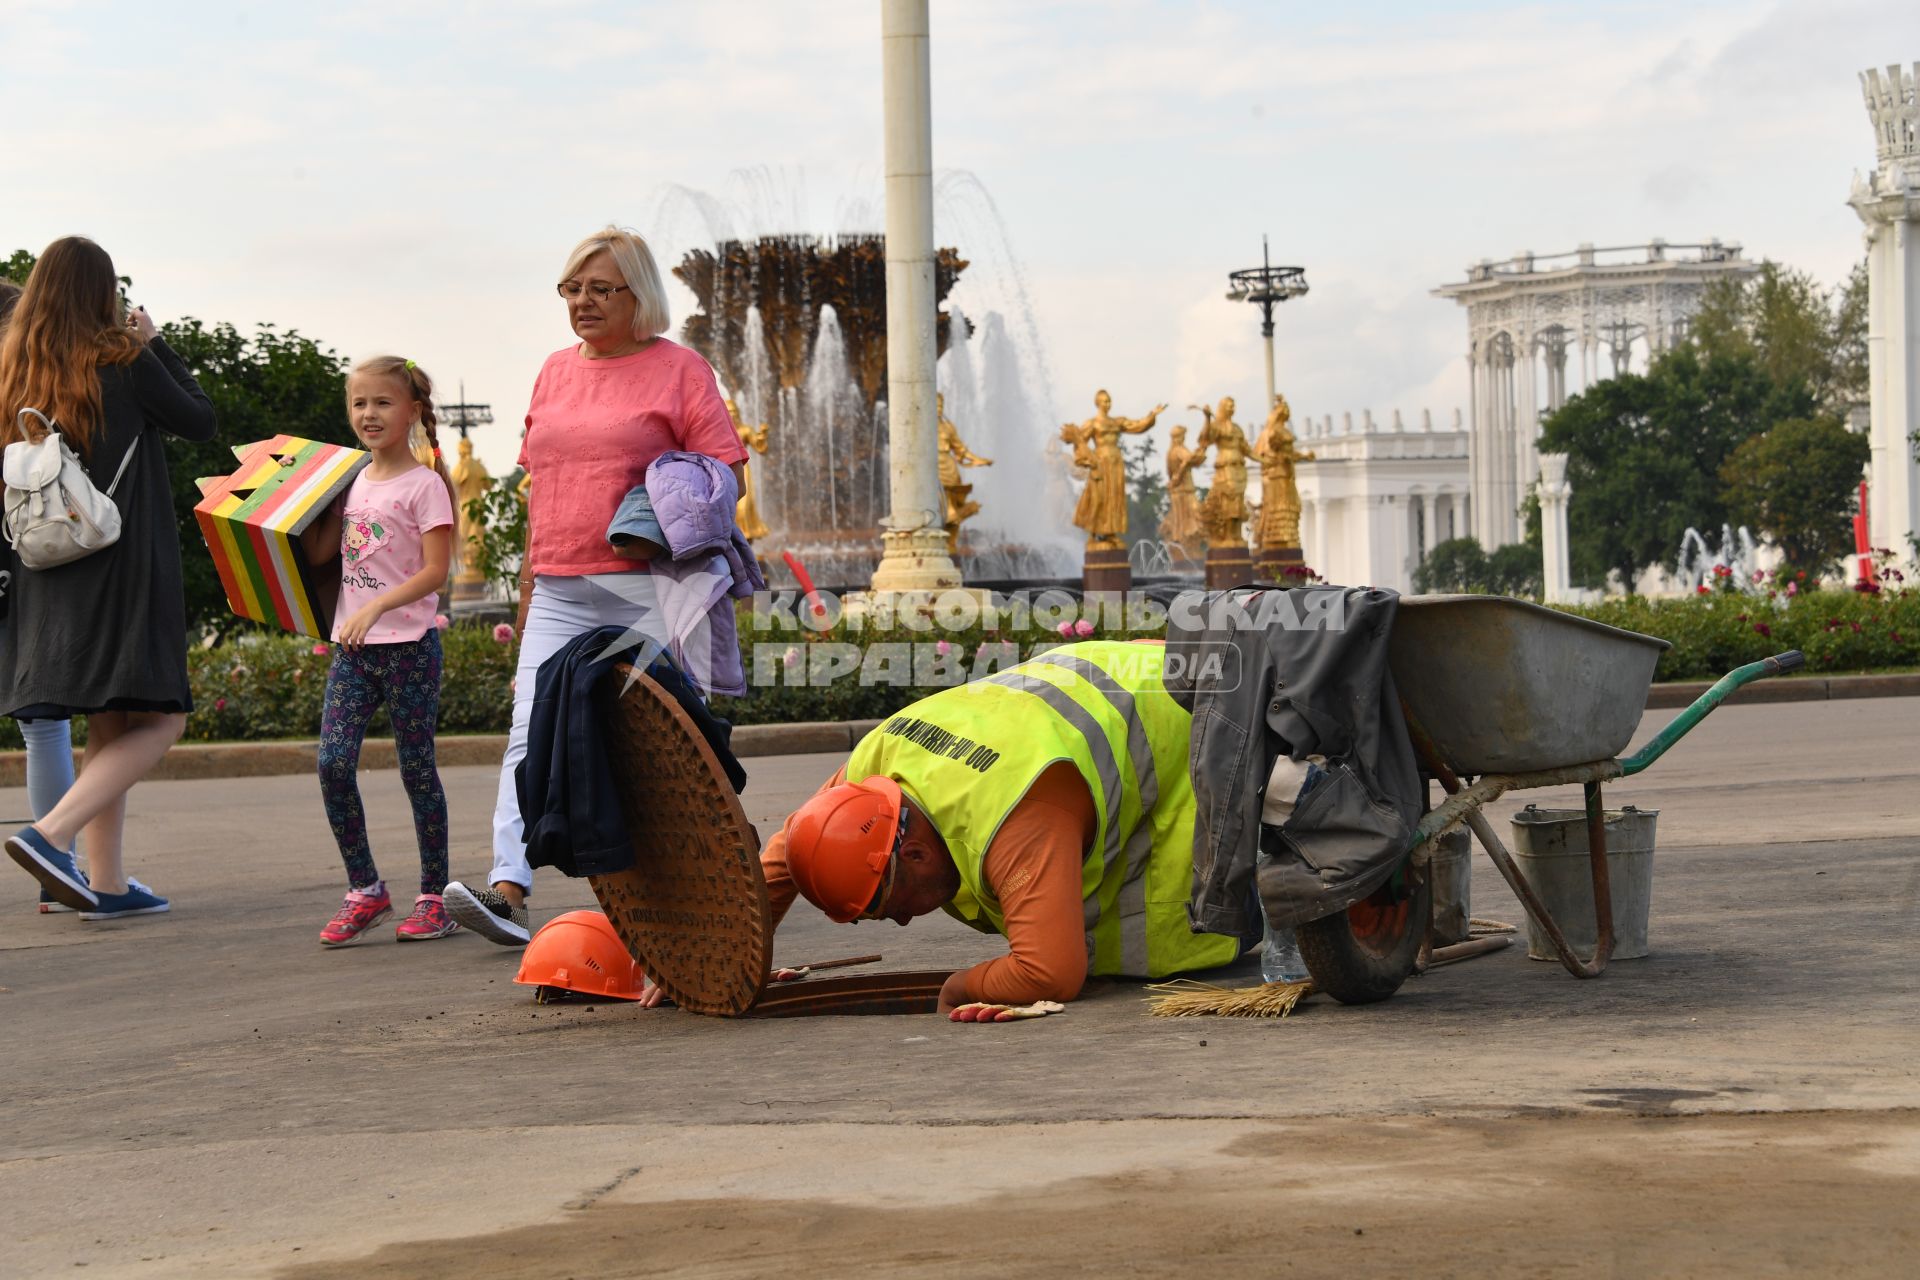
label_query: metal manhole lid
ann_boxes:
[589,663,769,1016]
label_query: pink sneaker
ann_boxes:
[396,893,460,942]
[320,885,393,946]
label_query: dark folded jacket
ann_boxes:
[518,625,746,878]
[1163,586,1423,931]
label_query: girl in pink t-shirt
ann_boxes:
[298,356,457,947]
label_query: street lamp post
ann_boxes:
[1226,237,1309,410]
[441,381,494,441]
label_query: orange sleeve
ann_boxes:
[760,764,846,931]
[955,762,1096,1006]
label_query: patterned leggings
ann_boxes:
[316,630,448,895]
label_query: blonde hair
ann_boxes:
[348,354,456,509]
[558,225,670,342]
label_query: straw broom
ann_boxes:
[1144,978,1314,1019]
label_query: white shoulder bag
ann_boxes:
[3,407,140,570]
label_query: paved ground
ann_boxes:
[1,698,1915,1277]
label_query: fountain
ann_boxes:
[1676,524,1762,592]
[657,171,1081,590]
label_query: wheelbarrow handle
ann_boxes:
[1619,649,1805,776]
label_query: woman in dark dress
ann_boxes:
[0,237,217,919]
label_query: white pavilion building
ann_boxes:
[1293,408,1470,593]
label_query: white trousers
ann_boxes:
[489,573,666,891]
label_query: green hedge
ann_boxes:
[1558,586,1920,682]
[2,588,1912,748]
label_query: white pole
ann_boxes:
[1539,452,1572,602]
[871,0,961,593]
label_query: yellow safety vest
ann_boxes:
[844,640,1242,979]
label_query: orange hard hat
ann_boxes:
[781,775,906,923]
[514,910,649,1002]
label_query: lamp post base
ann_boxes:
[869,527,963,595]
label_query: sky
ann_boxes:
[4,0,1917,478]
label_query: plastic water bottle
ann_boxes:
[1261,918,1309,984]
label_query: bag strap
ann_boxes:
[12,408,140,497]
[104,434,141,498]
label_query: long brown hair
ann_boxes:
[349,354,457,510]
[0,237,144,459]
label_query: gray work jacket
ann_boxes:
[1163,587,1424,932]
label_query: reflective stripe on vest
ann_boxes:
[844,640,1240,979]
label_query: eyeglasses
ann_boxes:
[556,281,632,303]
[857,808,911,921]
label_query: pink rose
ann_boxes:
[492,623,516,644]
[1056,622,1074,638]
[215,697,227,712]
[434,614,451,630]
[311,642,329,655]
[783,645,802,668]
[1073,618,1095,638]
[1785,581,1798,597]
[935,639,952,656]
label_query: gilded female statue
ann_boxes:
[1064,388,1165,547]
[1251,394,1314,550]
[727,398,771,542]
[449,436,491,582]
[1195,396,1251,549]
[936,393,992,553]
[1158,424,1204,555]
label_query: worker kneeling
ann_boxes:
[764,640,1258,1022]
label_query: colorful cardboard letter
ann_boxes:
[194,435,369,637]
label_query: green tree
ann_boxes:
[1412,536,1542,597]
[465,471,529,596]
[1413,537,1490,593]
[1689,259,1866,415]
[1538,344,1811,590]
[1720,417,1870,574]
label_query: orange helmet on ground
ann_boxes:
[514,910,649,1002]
[782,775,906,923]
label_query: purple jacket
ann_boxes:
[643,451,764,696]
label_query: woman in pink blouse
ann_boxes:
[444,225,747,946]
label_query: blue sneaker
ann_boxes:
[79,881,169,920]
[8,827,97,911]
[38,860,88,913]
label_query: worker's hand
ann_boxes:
[769,966,809,983]
[949,1001,1065,1023]
[635,974,666,1008]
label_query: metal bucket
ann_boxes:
[1508,805,1659,961]
[1390,595,1670,774]
[1428,829,1472,947]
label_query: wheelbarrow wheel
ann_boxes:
[1296,873,1431,1005]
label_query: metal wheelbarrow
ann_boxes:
[1293,594,1803,1004]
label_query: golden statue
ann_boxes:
[1194,396,1252,550]
[1063,389,1165,548]
[1159,424,1204,556]
[727,397,770,542]
[449,436,491,585]
[1251,394,1314,550]
[936,393,992,554]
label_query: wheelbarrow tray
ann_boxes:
[1389,595,1670,774]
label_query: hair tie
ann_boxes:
[404,359,416,371]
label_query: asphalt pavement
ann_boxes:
[1,697,1915,1277]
